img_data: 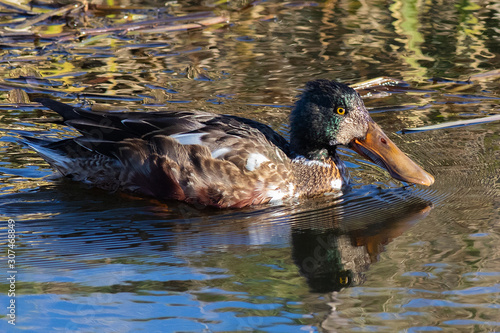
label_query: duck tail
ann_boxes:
[20,136,72,175]
[34,98,81,121]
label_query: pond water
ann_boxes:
[0,0,499,332]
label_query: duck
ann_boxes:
[24,79,434,208]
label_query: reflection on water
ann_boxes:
[291,189,432,293]
[0,183,433,331]
[0,0,499,331]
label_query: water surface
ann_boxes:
[0,0,499,331]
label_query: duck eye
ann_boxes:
[336,107,345,115]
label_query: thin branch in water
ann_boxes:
[0,0,36,15]
[1,11,227,43]
[130,16,228,34]
[13,2,84,30]
[400,114,500,134]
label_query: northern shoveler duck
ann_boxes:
[25,80,434,208]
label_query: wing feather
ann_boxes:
[35,99,294,207]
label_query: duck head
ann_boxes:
[290,79,434,186]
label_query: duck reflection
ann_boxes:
[154,186,432,293]
[12,181,432,296]
[289,188,432,292]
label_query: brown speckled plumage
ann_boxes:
[24,80,434,208]
[24,99,303,208]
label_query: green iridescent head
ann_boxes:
[289,79,434,186]
[290,79,370,158]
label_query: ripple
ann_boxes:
[403,298,500,309]
[442,285,500,296]
[443,319,500,326]
[407,327,443,332]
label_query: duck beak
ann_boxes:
[349,121,434,186]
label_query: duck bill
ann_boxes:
[349,121,434,186]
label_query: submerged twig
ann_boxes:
[470,69,500,81]
[0,80,147,102]
[68,11,217,35]
[0,81,71,95]
[350,77,407,90]
[13,2,84,30]
[351,77,435,99]
[129,16,228,34]
[0,0,36,15]
[0,11,228,44]
[401,114,500,134]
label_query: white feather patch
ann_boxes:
[211,147,231,159]
[171,133,204,145]
[330,178,343,190]
[245,153,270,171]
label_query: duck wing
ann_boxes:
[32,99,294,207]
[35,98,290,154]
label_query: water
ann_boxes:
[0,0,499,331]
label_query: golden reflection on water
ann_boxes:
[1,0,498,104]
